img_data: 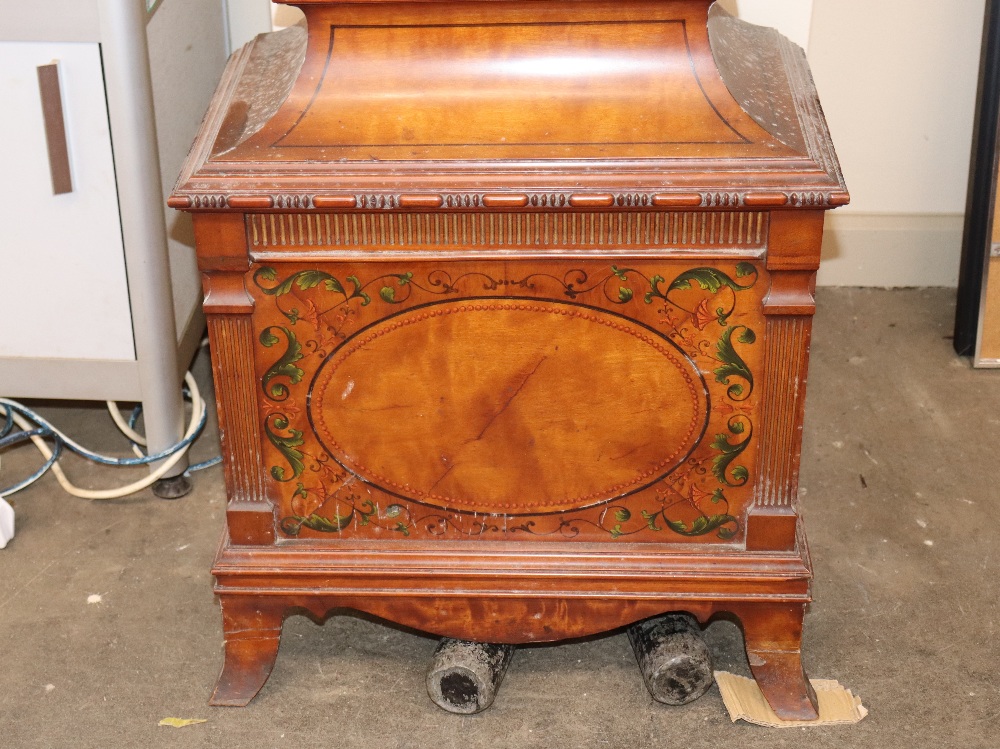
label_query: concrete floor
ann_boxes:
[1,288,998,748]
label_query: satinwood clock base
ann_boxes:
[171,0,848,721]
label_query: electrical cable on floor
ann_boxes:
[115,398,222,472]
[0,371,220,501]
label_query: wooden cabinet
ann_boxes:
[172,0,848,719]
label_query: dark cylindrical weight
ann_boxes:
[426,639,515,714]
[627,613,714,705]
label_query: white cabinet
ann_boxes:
[0,41,136,362]
[0,0,231,482]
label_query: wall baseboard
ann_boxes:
[818,212,964,288]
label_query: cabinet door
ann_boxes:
[0,41,135,361]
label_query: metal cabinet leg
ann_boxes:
[99,0,191,495]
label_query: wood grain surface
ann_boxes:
[310,299,707,514]
[249,257,764,543]
[172,0,848,721]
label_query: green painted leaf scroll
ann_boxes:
[667,266,758,294]
[666,514,739,538]
[639,265,758,307]
[711,417,752,487]
[265,415,305,482]
[347,276,371,306]
[254,267,343,297]
[644,274,667,304]
[260,326,303,401]
[357,499,379,527]
[378,273,415,303]
[714,325,755,401]
[641,509,662,531]
[280,511,353,536]
[280,498,396,536]
[253,267,370,323]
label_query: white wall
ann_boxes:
[228,0,988,287]
[808,0,985,286]
[717,0,814,50]
[272,2,304,29]
[720,0,984,286]
[226,0,271,50]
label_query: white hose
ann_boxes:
[106,400,148,446]
[0,372,204,500]
[106,400,147,458]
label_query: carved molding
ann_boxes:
[190,194,228,209]
[753,315,811,509]
[202,272,255,314]
[777,33,846,193]
[762,270,816,316]
[787,192,832,208]
[209,314,267,502]
[274,194,312,210]
[207,312,273,544]
[247,211,769,251]
[171,190,843,212]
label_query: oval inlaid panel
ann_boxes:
[308,300,709,515]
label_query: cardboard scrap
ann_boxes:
[158,718,208,728]
[715,671,867,728]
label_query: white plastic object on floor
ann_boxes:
[0,497,14,549]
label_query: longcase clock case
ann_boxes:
[170,0,848,720]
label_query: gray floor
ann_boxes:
[1,288,998,748]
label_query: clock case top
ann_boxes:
[170,0,848,210]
